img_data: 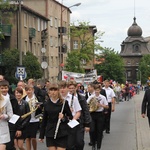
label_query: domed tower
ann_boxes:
[120,17,150,83]
[127,17,142,37]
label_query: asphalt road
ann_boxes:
[26,95,138,150]
[84,98,137,150]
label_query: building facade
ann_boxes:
[120,17,150,83]
[23,0,71,82]
[0,3,49,79]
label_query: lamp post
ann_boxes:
[139,70,141,85]
[136,69,141,85]
[18,0,22,66]
[41,48,48,81]
[12,0,23,65]
[58,1,81,80]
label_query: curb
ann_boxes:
[134,91,150,150]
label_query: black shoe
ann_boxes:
[89,142,93,146]
[106,130,110,134]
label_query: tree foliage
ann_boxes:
[94,47,125,83]
[65,21,104,73]
[2,49,42,83]
[65,51,84,73]
[0,0,17,42]
[138,54,150,84]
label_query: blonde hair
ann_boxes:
[58,92,64,104]
[25,84,34,91]
[67,80,77,87]
[0,91,4,102]
[0,91,4,113]
[58,80,67,88]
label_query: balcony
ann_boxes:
[58,27,67,35]
[58,44,67,53]
[41,28,48,42]
[29,28,36,38]
[61,44,67,53]
[0,24,11,36]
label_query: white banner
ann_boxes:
[84,70,97,83]
[62,70,97,85]
[62,71,85,83]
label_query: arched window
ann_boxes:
[132,43,141,53]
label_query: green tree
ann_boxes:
[95,47,125,83]
[23,51,43,79]
[65,21,104,73]
[2,49,42,83]
[138,54,150,84]
[0,0,16,42]
[65,51,84,73]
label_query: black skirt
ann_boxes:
[26,122,39,138]
[15,130,26,140]
[46,136,68,148]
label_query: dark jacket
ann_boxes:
[23,95,43,117]
[39,99,73,139]
[10,94,19,114]
[34,86,45,103]
[100,88,108,113]
[100,89,107,99]
[8,94,19,131]
[85,91,91,100]
[141,89,150,117]
[16,100,31,131]
[77,93,92,127]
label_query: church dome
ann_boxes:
[127,17,142,36]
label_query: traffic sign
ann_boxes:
[16,67,25,76]
[15,66,26,80]
[15,71,27,80]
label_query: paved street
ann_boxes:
[29,91,150,150]
[85,92,137,150]
[134,91,150,150]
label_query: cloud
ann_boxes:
[57,0,150,51]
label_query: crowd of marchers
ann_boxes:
[0,74,144,150]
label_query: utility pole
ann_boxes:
[58,1,81,80]
[19,0,22,66]
[139,70,141,85]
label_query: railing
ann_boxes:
[29,27,36,38]
[0,24,11,36]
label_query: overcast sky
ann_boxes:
[57,0,150,52]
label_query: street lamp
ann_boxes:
[12,0,23,65]
[136,69,141,85]
[139,70,141,85]
[68,3,81,9]
[58,1,81,80]
[41,48,48,80]
[18,0,22,66]
[11,0,22,65]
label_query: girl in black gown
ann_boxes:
[39,83,73,150]
[14,87,31,150]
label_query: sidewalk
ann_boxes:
[134,91,150,150]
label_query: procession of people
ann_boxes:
[0,74,143,150]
